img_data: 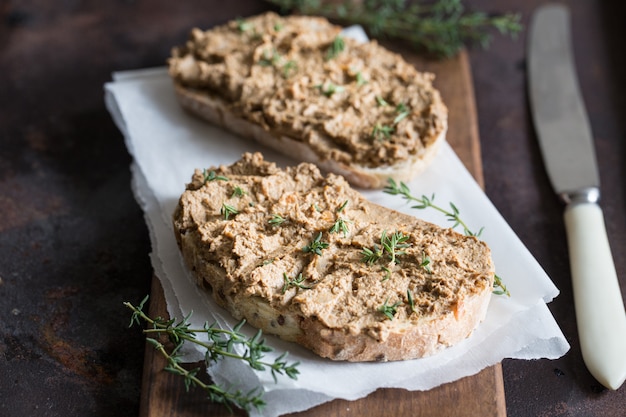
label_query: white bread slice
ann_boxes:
[168,12,448,189]
[173,153,495,361]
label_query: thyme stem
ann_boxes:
[124,296,300,412]
[384,179,509,296]
[268,0,522,57]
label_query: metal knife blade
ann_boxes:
[528,4,626,390]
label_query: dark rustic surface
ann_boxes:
[0,1,624,416]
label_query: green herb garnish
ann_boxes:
[380,230,411,264]
[329,217,350,237]
[326,35,345,60]
[407,289,418,314]
[259,48,282,67]
[203,169,229,183]
[236,18,252,33]
[221,203,238,220]
[282,272,312,293]
[231,186,247,198]
[420,252,432,273]
[267,0,522,58]
[371,123,394,140]
[268,214,286,226]
[361,244,383,265]
[316,82,345,97]
[302,232,329,256]
[384,179,509,296]
[393,103,411,124]
[355,71,368,86]
[375,95,389,107]
[124,296,300,413]
[282,60,298,77]
[378,298,401,320]
[329,200,351,236]
[493,274,510,296]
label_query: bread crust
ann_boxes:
[173,153,495,361]
[168,12,448,189]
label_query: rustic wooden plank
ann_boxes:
[140,49,506,417]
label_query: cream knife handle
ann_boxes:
[564,201,626,390]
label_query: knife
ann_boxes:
[528,4,626,390]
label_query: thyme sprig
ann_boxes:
[361,244,383,265]
[407,289,418,314]
[268,0,522,58]
[124,296,300,412]
[231,186,247,198]
[203,170,229,183]
[326,35,346,60]
[420,251,432,273]
[315,81,345,97]
[371,122,394,140]
[384,179,509,296]
[282,272,312,293]
[371,102,412,140]
[329,217,350,236]
[378,298,401,320]
[269,213,287,225]
[329,200,351,236]
[302,232,329,255]
[384,179,481,236]
[221,203,238,220]
[381,230,411,264]
[361,229,411,266]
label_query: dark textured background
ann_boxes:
[1,1,624,416]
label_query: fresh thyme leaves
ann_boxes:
[329,217,350,237]
[302,232,329,255]
[371,123,394,141]
[221,203,238,220]
[326,35,345,60]
[203,169,229,183]
[384,179,480,236]
[361,229,411,267]
[371,102,411,140]
[124,296,300,412]
[315,82,345,97]
[393,103,411,125]
[282,59,298,77]
[355,71,368,86]
[384,179,509,296]
[378,298,401,320]
[268,213,286,226]
[407,289,418,314]
[236,18,252,33]
[329,200,351,236]
[376,95,389,107]
[231,186,247,198]
[267,0,522,58]
[258,48,297,77]
[259,48,282,67]
[420,252,432,273]
[282,272,312,293]
[381,230,411,264]
[493,274,510,296]
[361,244,383,265]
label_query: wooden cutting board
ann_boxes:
[139,48,506,417]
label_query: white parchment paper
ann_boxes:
[105,60,569,416]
